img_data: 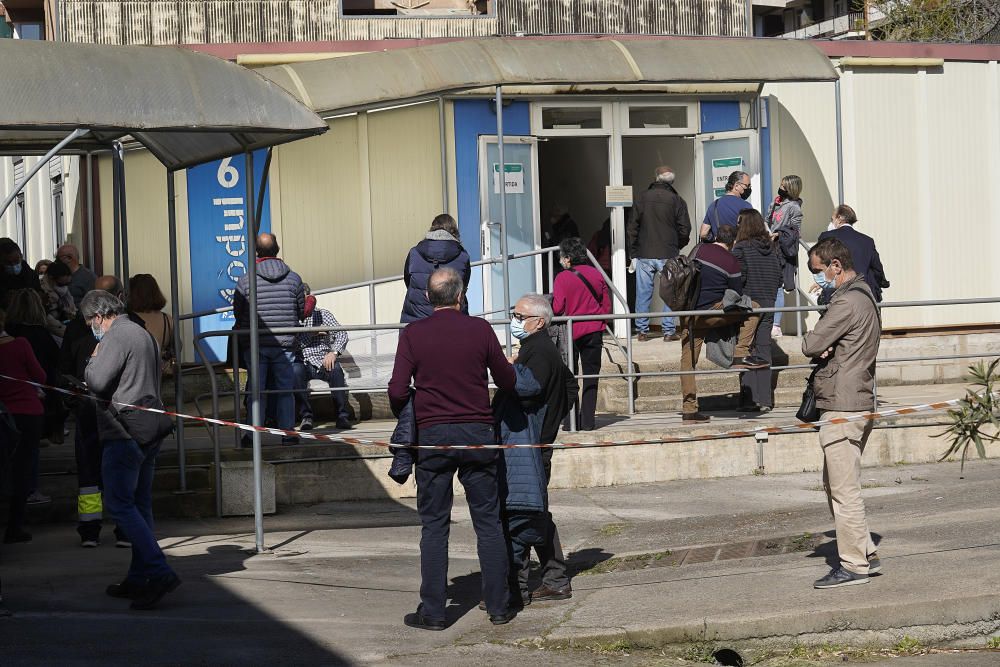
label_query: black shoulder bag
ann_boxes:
[568,268,607,333]
[109,329,175,447]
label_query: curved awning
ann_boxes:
[0,39,327,169]
[258,36,839,115]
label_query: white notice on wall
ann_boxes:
[711,156,744,198]
[493,163,524,194]
[605,185,633,207]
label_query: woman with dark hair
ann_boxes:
[551,237,611,431]
[128,274,174,372]
[732,210,783,413]
[400,214,471,323]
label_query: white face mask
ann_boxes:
[827,221,838,231]
[54,284,69,295]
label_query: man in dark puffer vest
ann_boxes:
[234,233,305,445]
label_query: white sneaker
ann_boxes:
[771,325,783,339]
[26,491,52,505]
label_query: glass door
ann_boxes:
[695,130,762,218]
[479,137,540,317]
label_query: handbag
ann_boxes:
[111,395,175,447]
[796,365,821,423]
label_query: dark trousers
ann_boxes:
[102,438,174,583]
[507,512,546,601]
[571,331,603,431]
[293,361,350,422]
[6,414,41,535]
[74,404,104,539]
[531,448,569,590]
[415,423,509,620]
[740,311,775,409]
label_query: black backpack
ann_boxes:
[658,245,702,312]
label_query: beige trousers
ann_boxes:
[820,411,877,574]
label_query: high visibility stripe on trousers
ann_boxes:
[78,485,102,522]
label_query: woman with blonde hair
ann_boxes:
[765,175,803,338]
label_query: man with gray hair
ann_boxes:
[55,244,96,308]
[701,170,752,242]
[627,166,692,342]
[507,293,578,602]
[388,267,518,630]
[82,290,180,610]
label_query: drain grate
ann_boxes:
[574,532,822,576]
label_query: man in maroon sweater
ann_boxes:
[388,267,518,630]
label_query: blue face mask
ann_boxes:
[91,322,105,342]
[813,267,835,291]
[511,317,530,340]
[5,263,22,276]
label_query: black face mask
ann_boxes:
[777,187,789,199]
[740,186,752,201]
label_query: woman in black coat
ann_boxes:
[399,214,471,323]
[732,210,784,413]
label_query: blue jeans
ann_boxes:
[255,347,296,430]
[634,258,677,335]
[102,438,174,583]
[774,287,785,327]
[293,361,350,421]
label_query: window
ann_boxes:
[12,159,27,253]
[51,175,65,247]
[532,103,611,135]
[621,102,697,135]
[14,22,44,40]
[342,0,490,17]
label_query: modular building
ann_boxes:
[2,36,999,364]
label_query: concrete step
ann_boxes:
[604,387,807,414]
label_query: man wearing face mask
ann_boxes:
[802,238,882,590]
[0,238,42,308]
[82,290,181,609]
[701,171,753,243]
[507,294,578,602]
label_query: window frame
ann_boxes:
[619,101,699,136]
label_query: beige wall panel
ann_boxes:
[274,116,366,292]
[367,103,445,280]
[762,81,840,242]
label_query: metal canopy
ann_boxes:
[258,36,840,114]
[0,39,327,169]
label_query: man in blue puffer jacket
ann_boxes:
[400,214,471,323]
[234,233,305,445]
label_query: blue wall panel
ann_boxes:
[700,100,742,133]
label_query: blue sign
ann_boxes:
[186,150,271,362]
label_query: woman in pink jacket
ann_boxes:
[552,237,611,431]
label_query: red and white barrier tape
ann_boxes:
[0,374,979,451]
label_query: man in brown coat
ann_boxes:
[802,237,881,589]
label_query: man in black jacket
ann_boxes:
[0,238,41,308]
[234,233,305,445]
[510,294,579,601]
[627,167,692,342]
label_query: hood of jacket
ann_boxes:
[749,237,775,255]
[416,233,464,265]
[255,257,291,283]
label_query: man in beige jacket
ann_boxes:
[802,237,881,589]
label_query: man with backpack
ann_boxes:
[802,238,882,589]
[627,166,692,342]
[677,225,765,423]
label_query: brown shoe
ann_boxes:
[663,334,681,342]
[682,412,710,423]
[636,332,650,342]
[531,585,572,601]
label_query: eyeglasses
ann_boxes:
[510,311,537,322]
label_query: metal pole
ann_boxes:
[165,171,187,493]
[438,97,449,214]
[625,317,635,415]
[232,334,242,451]
[566,318,576,432]
[245,150,266,554]
[117,144,130,289]
[795,288,803,338]
[254,148,272,234]
[112,145,122,280]
[835,79,845,204]
[495,86,513,354]
[0,128,89,219]
[369,283,378,382]
[85,153,95,270]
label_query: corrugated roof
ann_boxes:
[0,40,327,169]
[258,36,839,114]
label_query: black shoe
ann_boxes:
[281,436,299,446]
[479,593,530,611]
[738,403,762,413]
[106,579,146,600]
[240,433,254,449]
[403,607,446,631]
[868,554,882,574]
[80,537,100,548]
[531,585,572,601]
[335,419,353,430]
[489,609,517,625]
[130,573,181,610]
[3,529,32,544]
[814,566,869,589]
[682,412,710,423]
[732,356,770,370]
[298,417,314,432]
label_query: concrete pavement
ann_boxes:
[2,458,1000,665]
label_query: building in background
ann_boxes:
[752,0,884,39]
